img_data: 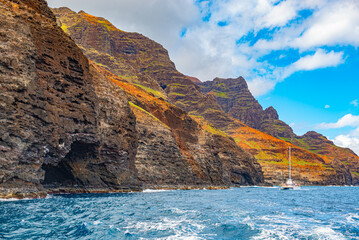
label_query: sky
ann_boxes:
[47,0,359,155]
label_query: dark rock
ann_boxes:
[0,0,139,198]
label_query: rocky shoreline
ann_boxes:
[0,185,232,200]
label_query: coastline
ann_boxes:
[0,185,230,200]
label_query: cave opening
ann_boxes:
[41,141,98,188]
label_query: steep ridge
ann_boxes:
[200,77,359,184]
[199,77,295,138]
[53,8,357,185]
[0,0,140,198]
[53,7,167,100]
[52,7,223,117]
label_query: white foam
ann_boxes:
[242,216,255,230]
[0,197,32,202]
[251,214,305,240]
[170,208,197,214]
[142,189,172,193]
[346,213,359,223]
[239,186,279,189]
[93,220,102,225]
[312,226,346,240]
[125,215,206,239]
[45,194,55,199]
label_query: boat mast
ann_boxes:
[288,146,291,181]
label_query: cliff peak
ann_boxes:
[186,76,202,84]
[55,7,75,14]
[263,106,279,120]
[212,76,247,88]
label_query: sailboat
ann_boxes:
[280,146,300,190]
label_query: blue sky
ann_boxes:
[47,0,359,154]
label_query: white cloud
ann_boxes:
[321,114,359,155]
[333,132,359,155]
[325,105,330,109]
[290,49,344,71]
[351,99,358,107]
[292,1,359,49]
[247,77,276,97]
[260,0,298,28]
[318,114,359,129]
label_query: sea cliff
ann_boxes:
[0,0,264,198]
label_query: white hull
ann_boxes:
[280,185,300,190]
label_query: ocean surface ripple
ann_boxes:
[1,186,359,239]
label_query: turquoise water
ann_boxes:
[1,186,359,239]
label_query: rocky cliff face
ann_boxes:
[0,0,139,198]
[94,65,264,187]
[53,7,358,186]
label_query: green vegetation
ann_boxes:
[190,115,228,137]
[97,20,115,31]
[129,101,146,111]
[209,90,229,98]
[295,159,319,166]
[279,137,290,142]
[146,60,168,68]
[295,138,310,149]
[204,124,228,137]
[169,92,185,96]
[234,138,260,149]
[129,101,168,128]
[215,83,226,88]
[324,166,334,170]
[168,83,187,89]
[60,23,69,34]
[133,84,165,99]
[93,61,108,69]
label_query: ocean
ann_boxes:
[1,186,358,239]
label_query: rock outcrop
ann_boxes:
[0,0,139,198]
[199,77,295,139]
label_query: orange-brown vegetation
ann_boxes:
[225,119,340,184]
